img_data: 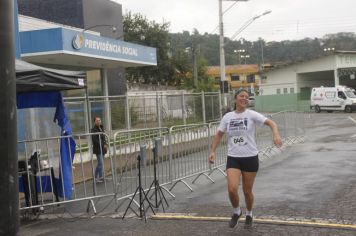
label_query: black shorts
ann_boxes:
[226,155,259,172]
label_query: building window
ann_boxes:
[290,88,294,94]
[283,88,288,94]
[247,74,255,83]
[231,74,240,81]
[277,88,281,94]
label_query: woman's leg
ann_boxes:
[241,171,257,211]
[226,168,242,208]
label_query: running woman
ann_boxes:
[208,89,282,228]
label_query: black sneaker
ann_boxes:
[228,211,242,228]
[245,215,253,228]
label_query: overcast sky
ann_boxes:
[114,0,356,42]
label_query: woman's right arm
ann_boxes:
[208,130,224,164]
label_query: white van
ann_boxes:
[310,86,356,113]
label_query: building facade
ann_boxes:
[18,0,127,96]
[206,64,264,95]
[15,0,157,136]
[257,51,356,111]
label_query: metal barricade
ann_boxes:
[18,132,114,214]
[112,127,174,209]
[207,122,228,177]
[168,124,213,192]
[18,111,308,215]
[257,111,306,161]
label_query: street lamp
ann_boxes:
[241,54,250,64]
[233,49,245,64]
[219,0,249,105]
[323,47,335,52]
[230,10,272,41]
[83,24,117,33]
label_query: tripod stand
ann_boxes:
[122,154,155,222]
[146,143,169,212]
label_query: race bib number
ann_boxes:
[231,136,246,146]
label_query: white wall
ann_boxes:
[261,67,297,95]
[336,54,356,68]
[18,14,99,35]
[294,55,335,73]
[262,55,338,95]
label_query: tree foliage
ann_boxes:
[170,31,356,66]
[123,13,216,91]
[123,12,174,85]
[124,11,356,90]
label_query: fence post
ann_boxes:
[168,127,173,183]
[143,95,147,128]
[101,69,112,133]
[156,92,162,128]
[85,87,91,134]
[181,91,186,125]
[125,93,131,130]
[218,92,222,119]
[202,91,206,124]
[284,111,288,141]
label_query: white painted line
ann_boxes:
[152,214,356,230]
[348,116,356,124]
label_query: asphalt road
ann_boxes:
[20,113,356,235]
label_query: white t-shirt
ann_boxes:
[218,109,267,158]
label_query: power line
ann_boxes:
[209,1,242,34]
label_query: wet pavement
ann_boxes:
[20,113,356,235]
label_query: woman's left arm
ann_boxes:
[264,119,283,147]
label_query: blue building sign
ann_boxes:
[20,28,157,68]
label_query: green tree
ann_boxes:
[123,12,174,85]
[179,56,218,92]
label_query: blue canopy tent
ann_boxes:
[16,59,86,200]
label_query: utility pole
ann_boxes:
[185,45,199,89]
[219,0,249,106]
[218,0,226,94]
[0,0,19,235]
[192,46,198,88]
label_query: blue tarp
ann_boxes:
[17,91,75,199]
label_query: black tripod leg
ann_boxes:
[141,187,156,215]
[139,192,147,222]
[146,181,155,202]
[122,187,139,219]
[155,186,168,212]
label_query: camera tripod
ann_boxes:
[122,154,155,222]
[146,146,169,212]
